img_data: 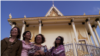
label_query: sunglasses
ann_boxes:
[12,29,17,31]
[56,38,61,40]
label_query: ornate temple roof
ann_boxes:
[45,4,63,17]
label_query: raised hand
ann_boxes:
[38,50,45,56]
[34,52,40,56]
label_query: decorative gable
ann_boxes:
[45,5,63,17]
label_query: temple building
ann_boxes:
[8,4,100,56]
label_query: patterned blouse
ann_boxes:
[28,44,51,56]
[49,45,66,56]
[21,40,32,56]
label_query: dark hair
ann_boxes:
[10,27,21,39]
[34,34,45,44]
[23,31,31,40]
[54,36,64,48]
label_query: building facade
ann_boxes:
[8,4,100,56]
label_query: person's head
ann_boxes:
[23,31,31,40]
[54,36,64,47]
[34,34,45,44]
[10,27,20,39]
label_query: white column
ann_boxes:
[92,26,100,45]
[20,21,26,40]
[86,18,99,46]
[9,22,16,37]
[87,34,91,44]
[95,18,100,28]
[11,22,16,28]
[84,26,91,44]
[71,19,78,56]
[39,20,42,34]
[9,22,16,28]
[88,33,93,45]
[12,24,15,28]
[97,21,100,28]
[71,19,78,43]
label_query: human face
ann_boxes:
[36,35,42,44]
[24,32,31,40]
[11,28,18,37]
[55,37,61,44]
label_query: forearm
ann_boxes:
[34,52,40,56]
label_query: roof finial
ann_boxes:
[9,13,12,19]
[83,12,86,15]
[99,10,100,15]
[24,15,26,18]
[52,0,54,7]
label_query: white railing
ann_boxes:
[64,43,100,56]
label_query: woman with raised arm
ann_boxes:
[28,34,51,56]
[49,36,65,56]
[21,31,32,56]
[1,27,22,56]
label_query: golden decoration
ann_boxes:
[9,13,12,19]
[78,31,88,40]
[83,13,86,15]
[30,33,34,42]
[99,10,100,15]
[24,15,26,18]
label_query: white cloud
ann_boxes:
[93,7,100,12]
[88,7,100,15]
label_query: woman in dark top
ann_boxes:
[28,34,50,56]
[1,27,22,56]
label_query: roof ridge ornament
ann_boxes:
[52,0,54,7]
[83,12,86,15]
[9,13,12,19]
[45,1,63,17]
[24,15,26,18]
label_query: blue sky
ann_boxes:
[1,1,100,44]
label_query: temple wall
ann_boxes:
[25,25,89,49]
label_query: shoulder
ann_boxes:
[60,45,64,47]
[21,40,25,43]
[49,46,55,52]
[17,39,22,44]
[1,39,6,43]
[52,46,55,48]
[2,38,9,43]
[51,46,55,50]
[16,40,22,47]
[59,45,64,48]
